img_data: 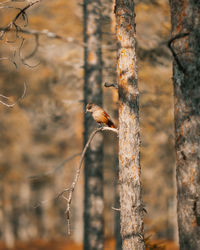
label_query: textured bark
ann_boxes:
[83,0,104,249]
[115,1,145,249]
[169,1,200,249]
[114,162,122,250]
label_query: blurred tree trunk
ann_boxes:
[83,0,104,249]
[2,186,15,249]
[115,1,145,249]
[169,1,200,249]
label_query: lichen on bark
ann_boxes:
[115,1,145,249]
[169,1,200,249]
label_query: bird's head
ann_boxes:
[86,103,94,113]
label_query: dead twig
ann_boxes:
[0,82,26,107]
[0,56,18,68]
[111,206,121,211]
[0,0,41,67]
[63,126,118,235]
[104,82,118,89]
[28,153,81,180]
[8,27,80,43]
[0,1,40,39]
[18,36,40,67]
[168,32,189,74]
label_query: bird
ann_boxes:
[86,103,116,128]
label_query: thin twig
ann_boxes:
[13,0,40,24]
[28,153,81,180]
[0,57,18,68]
[0,1,40,38]
[33,188,71,209]
[0,0,12,5]
[168,32,189,74]
[0,0,41,67]
[9,27,80,43]
[0,82,26,107]
[19,36,40,67]
[111,206,121,211]
[104,82,118,89]
[56,188,71,201]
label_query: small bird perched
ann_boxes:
[86,103,116,128]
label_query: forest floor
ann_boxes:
[0,238,179,250]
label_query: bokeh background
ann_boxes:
[0,0,178,249]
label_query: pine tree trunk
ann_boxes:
[114,162,122,250]
[169,1,200,249]
[83,0,104,249]
[115,1,145,249]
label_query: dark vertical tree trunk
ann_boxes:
[115,1,145,249]
[83,0,104,249]
[169,1,200,249]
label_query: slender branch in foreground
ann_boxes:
[58,126,118,235]
[3,27,81,43]
[0,82,26,107]
[0,1,40,39]
[18,36,40,68]
[0,57,18,69]
[0,1,41,67]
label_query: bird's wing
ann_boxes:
[103,111,110,119]
[102,111,110,122]
[103,111,116,128]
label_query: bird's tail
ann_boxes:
[107,119,116,128]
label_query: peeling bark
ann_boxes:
[83,0,104,249]
[169,1,200,249]
[115,1,145,249]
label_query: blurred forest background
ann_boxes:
[0,0,178,249]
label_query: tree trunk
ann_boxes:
[114,162,122,250]
[115,1,145,249]
[83,0,104,249]
[169,1,200,249]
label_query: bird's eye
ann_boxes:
[87,104,92,110]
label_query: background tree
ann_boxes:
[169,0,200,249]
[115,0,145,249]
[83,0,104,249]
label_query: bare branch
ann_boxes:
[16,28,80,43]
[19,36,40,67]
[0,1,40,38]
[33,188,71,209]
[111,206,121,211]
[0,94,10,100]
[33,199,51,209]
[0,0,27,6]
[0,25,82,44]
[168,32,189,74]
[63,126,118,235]
[28,153,81,180]
[56,188,72,201]
[0,0,81,67]
[0,0,41,67]
[0,82,26,107]
[13,0,40,24]
[0,0,12,5]
[0,57,18,68]
[104,82,118,89]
